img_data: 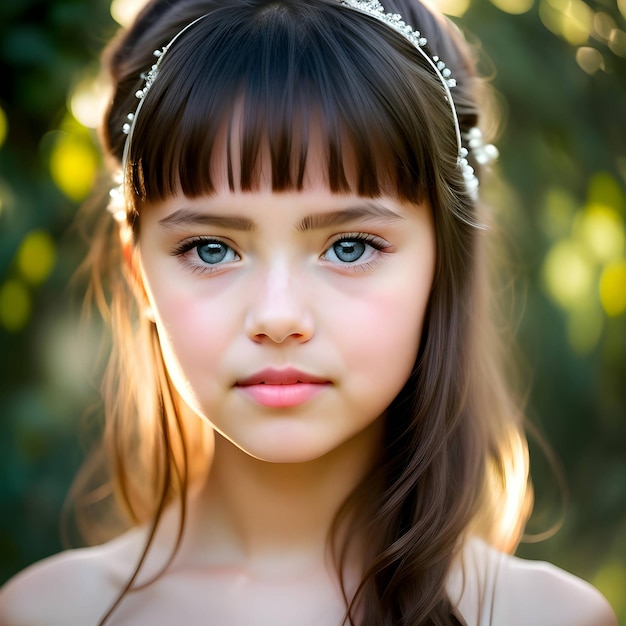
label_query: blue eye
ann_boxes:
[196,241,237,265]
[332,240,366,263]
[172,237,240,273]
[323,234,388,267]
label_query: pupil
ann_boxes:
[334,240,365,263]
[197,242,227,264]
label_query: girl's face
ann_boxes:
[137,171,436,464]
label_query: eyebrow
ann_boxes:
[296,202,405,231]
[159,211,256,231]
[158,201,405,232]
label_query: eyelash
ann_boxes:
[322,232,391,272]
[171,232,392,275]
[171,236,239,275]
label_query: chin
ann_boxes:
[220,421,355,465]
[238,436,340,465]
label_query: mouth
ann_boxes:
[235,367,331,408]
[236,367,330,387]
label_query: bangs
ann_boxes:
[126,0,457,209]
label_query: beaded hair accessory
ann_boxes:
[338,0,481,195]
[111,0,497,218]
[340,0,495,195]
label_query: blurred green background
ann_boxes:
[0,0,625,619]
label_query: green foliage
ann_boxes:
[1,0,624,619]
[0,0,115,581]
[458,0,626,617]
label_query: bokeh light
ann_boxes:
[48,132,98,201]
[588,172,624,210]
[541,173,625,353]
[593,561,626,617]
[490,0,534,15]
[539,0,593,45]
[0,280,31,332]
[573,205,624,263]
[0,105,7,147]
[110,0,147,26]
[593,12,615,41]
[70,76,110,130]
[437,0,471,17]
[543,240,594,309]
[575,47,604,74]
[599,261,626,317]
[16,231,57,286]
[608,28,626,57]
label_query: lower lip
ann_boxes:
[236,383,329,408]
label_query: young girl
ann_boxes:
[0,0,618,624]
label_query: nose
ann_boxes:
[244,262,314,344]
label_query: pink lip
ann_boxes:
[235,367,331,408]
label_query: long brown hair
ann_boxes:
[77,0,533,623]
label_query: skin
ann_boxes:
[138,188,434,466]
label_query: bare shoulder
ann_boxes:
[0,530,145,626]
[466,537,618,626]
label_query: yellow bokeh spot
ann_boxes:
[599,260,626,317]
[540,0,593,45]
[490,0,534,15]
[593,12,616,41]
[575,46,604,74]
[588,172,625,212]
[0,280,31,332]
[574,204,625,262]
[609,28,626,57]
[542,240,594,310]
[593,561,626,616]
[566,305,603,354]
[110,0,146,26]
[17,231,57,285]
[0,106,7,147]
[49,133,98,201]
[70,76,110,130]
[436,0,471,17]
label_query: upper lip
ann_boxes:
[236,367,330,386]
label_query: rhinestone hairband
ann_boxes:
[111,0,497,218]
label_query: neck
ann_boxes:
[185,418,383,572]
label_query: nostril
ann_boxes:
[245,308,315,344]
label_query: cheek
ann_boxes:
[148,269,241,353]
[148,286,236,406]
[331,279,431,390]
[324,228,435,376]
